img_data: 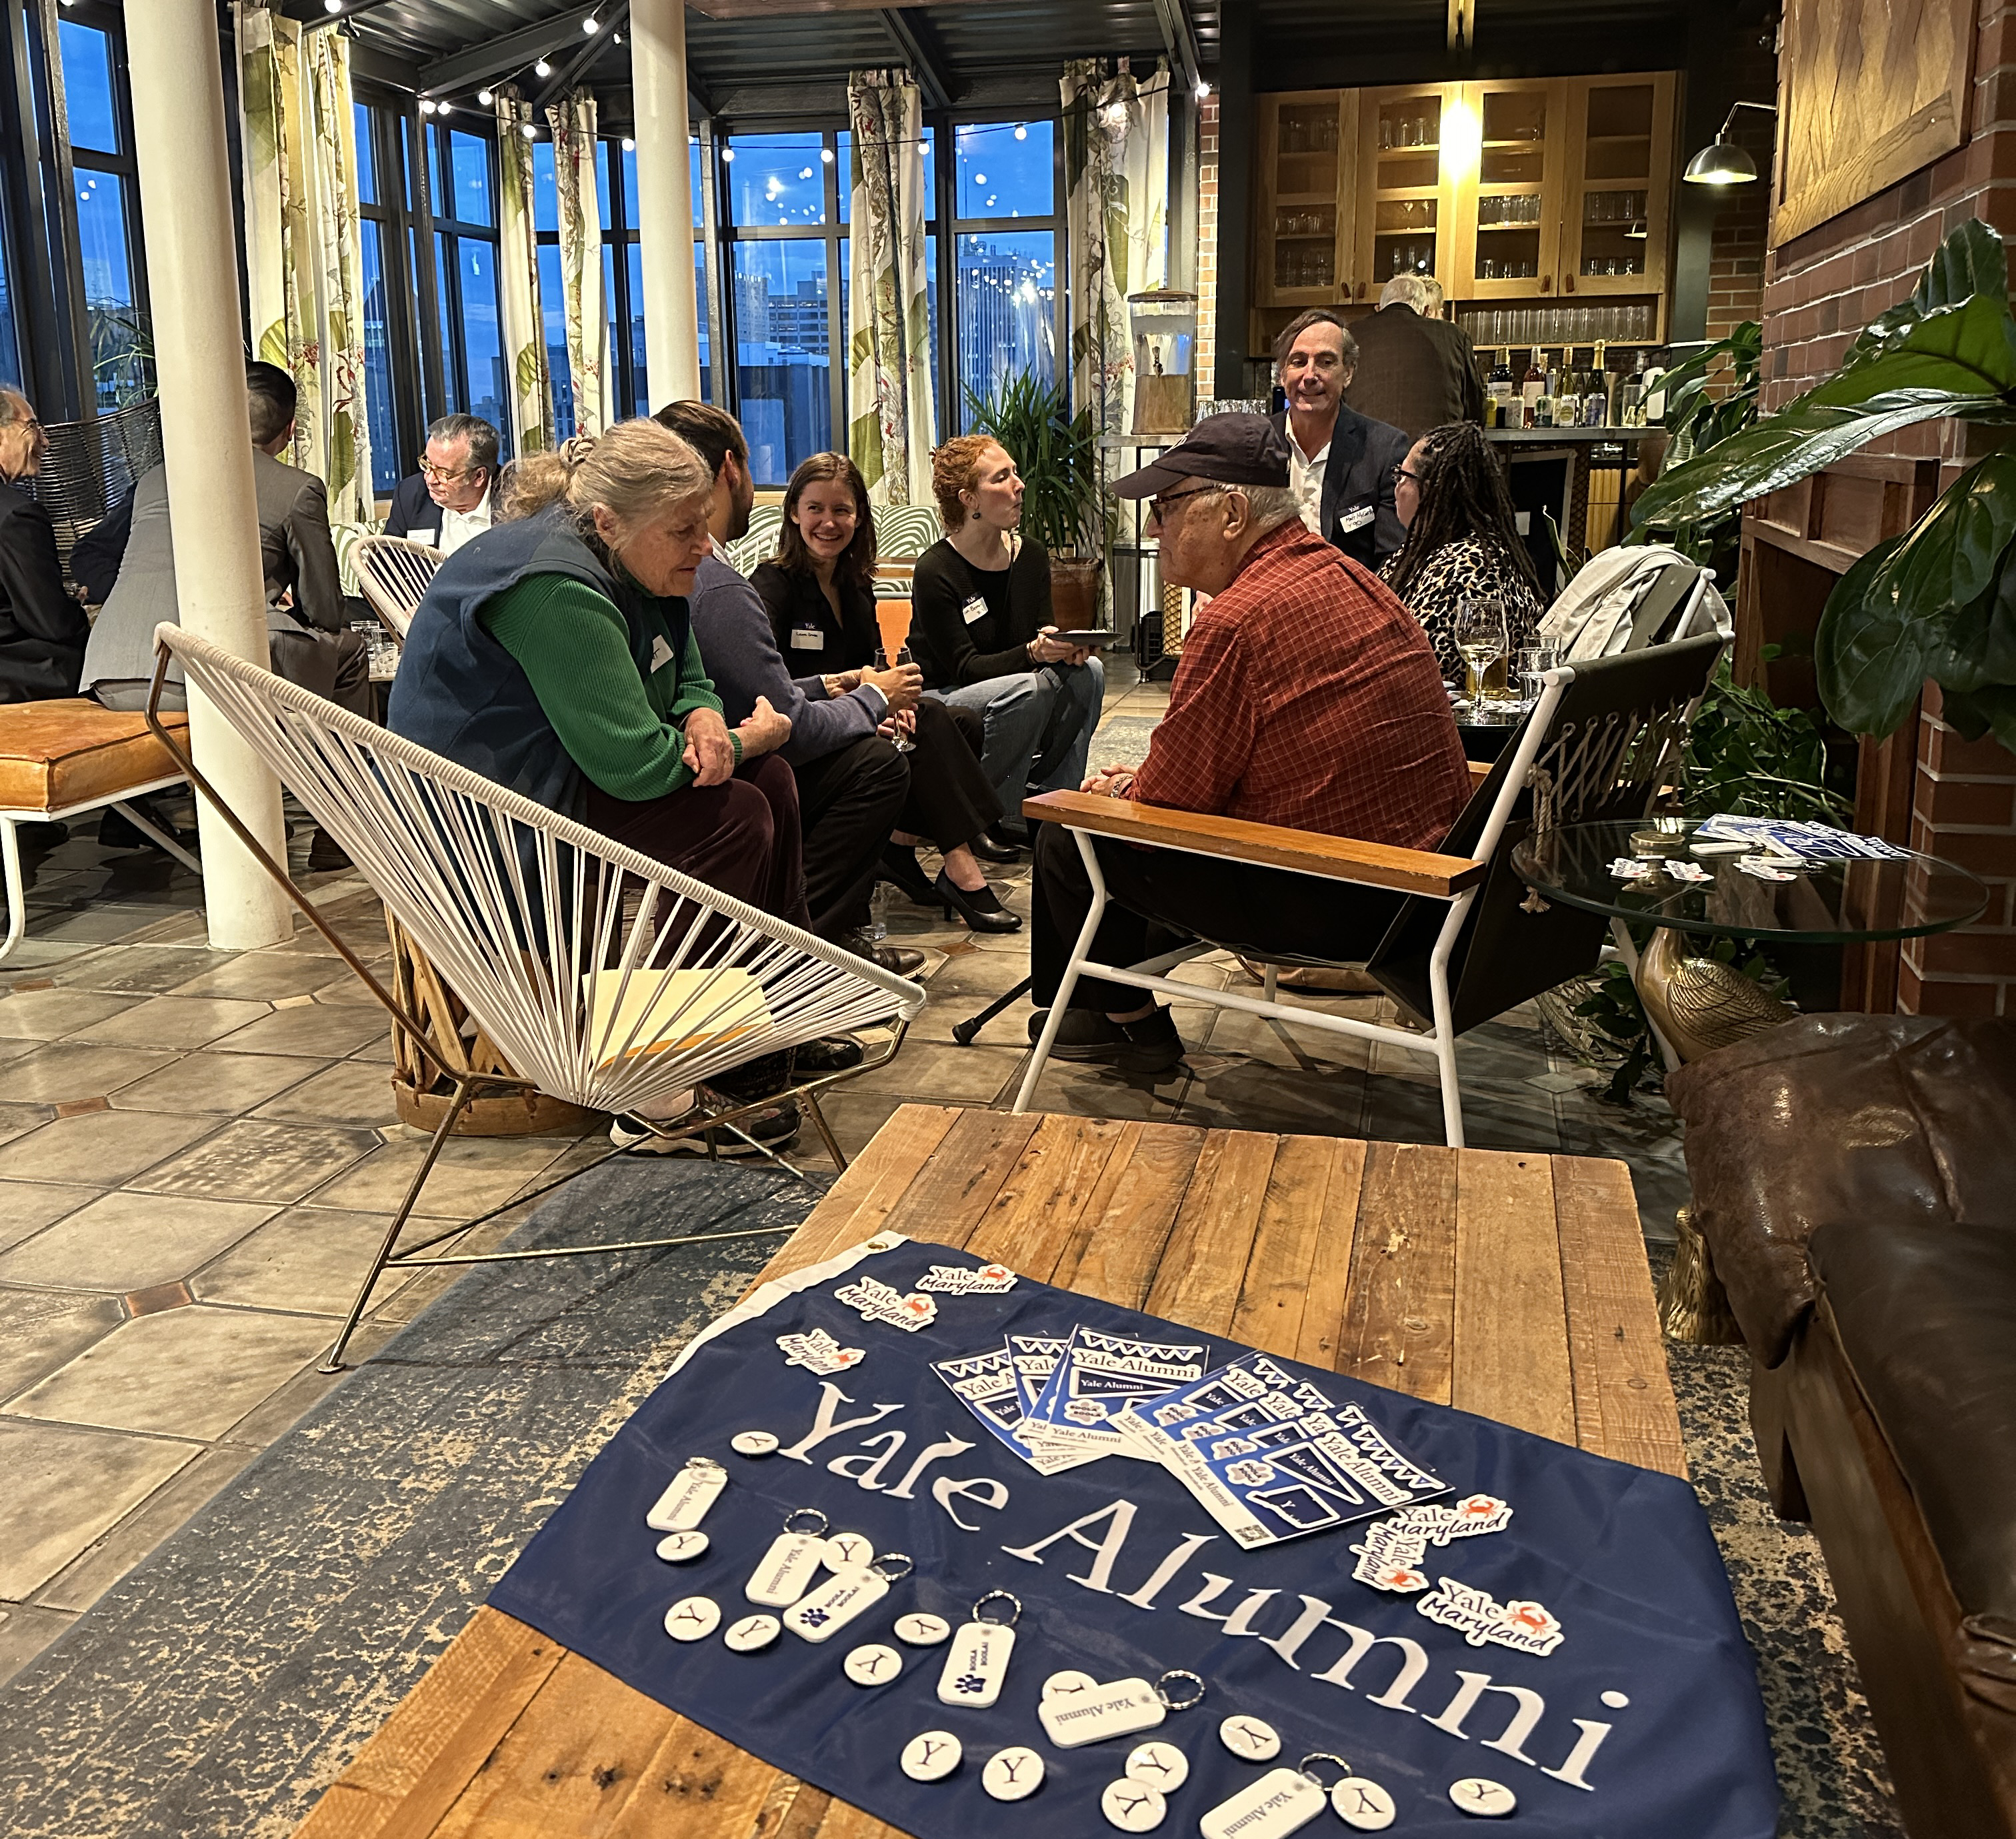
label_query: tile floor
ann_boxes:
[0,665,1688,1684]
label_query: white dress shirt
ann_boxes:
[436,485,494,557]
[1287,433,1330,535]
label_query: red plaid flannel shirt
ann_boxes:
[1130,522,1473,851]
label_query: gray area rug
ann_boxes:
[0,1183,1900,1838]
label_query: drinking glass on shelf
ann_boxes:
[1379,117,1394,149]
[1454,599,1509,709]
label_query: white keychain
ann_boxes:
[745,1508,831,1608]
[645,1456,726,1532]
[663,1596,722,1642]
[1037,1670,1204,1750]
[1197,1766,1328,1839]
[935,1590,1020,1710]
[783,1551,913,1643]
[1101,1776,1168,1832]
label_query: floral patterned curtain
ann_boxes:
[1059,59,1171,443]
[846,70,935,507]
[545,90,610,437]
[234,3,373,520]
[495,87,553,455]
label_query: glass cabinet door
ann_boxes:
[1355,86,1457,303]
[1461,80,1565,301]
[1560,75,1675,302]
[1256,91,1357,307]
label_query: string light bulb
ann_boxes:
[1195,78,1210,99]
[419,98,437,114]
[583,11,600,31]
[623,135,636,150]
[1013,123,1027,140]
[721,146,736,161]
[821,146,835,163]
[478,87,494,106]
[535,57,552,77]
[521,121,539,140]
[323,0,342,13]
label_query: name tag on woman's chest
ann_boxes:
[790,623,823,651]
[961,595,989,625]
[649,633,675,671]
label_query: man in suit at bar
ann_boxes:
[1267,309,1411,569]
[1345,273,1485,438]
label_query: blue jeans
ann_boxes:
[931,655,1104,828]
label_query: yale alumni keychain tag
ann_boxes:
[645,1456,726,1532]
[783,1552,913,1642]
[745,1508,831,1608]
[1037,1669,1205,1749]
[935,1590,1020,1709]
[1198,1767,1329,1839]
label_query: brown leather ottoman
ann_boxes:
[1668,1016,2016,1838]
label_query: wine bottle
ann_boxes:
[1585,340,1609,425]
[1521,347,1544,427]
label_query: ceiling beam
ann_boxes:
[533,0,629,109]
[417,4,607,97]
[880,9,951,111]
[1151,0,1200,96]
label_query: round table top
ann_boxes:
[1510,817,1991,946]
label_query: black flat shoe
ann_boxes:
[878,843,939,907]
[968,829,1023,863]
[935,869,1022,934]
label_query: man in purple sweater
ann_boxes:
[655,401,924,978]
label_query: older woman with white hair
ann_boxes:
[0,387,88,703]
[390,418,799,926]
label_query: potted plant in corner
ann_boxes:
[1632,219,2016,758]
[965,372,1105,628]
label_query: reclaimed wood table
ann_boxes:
[295,1104,1681,1839]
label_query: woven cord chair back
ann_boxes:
[1369,630,1726,1035]
[27,396,163,585]
[354,534,444,641]
[153,625,924,1116]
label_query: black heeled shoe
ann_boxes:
[969,829,1023,863]
[878,843,938,907]
[935,869,1022,934]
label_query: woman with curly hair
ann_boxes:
[1379,421,1546,683]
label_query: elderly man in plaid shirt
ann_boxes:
[1028,414,1473,1074]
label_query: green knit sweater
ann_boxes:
[477,572,735,803]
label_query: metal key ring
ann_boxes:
[1299,1752,1352,1790]
[687,1456,726,1474]
[1155,1669,1206,1712]
[871,1552,915,1582]
[783,1507,830,1537]
[972,1588,1022,1626]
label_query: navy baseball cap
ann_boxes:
[1109,413,1293,497]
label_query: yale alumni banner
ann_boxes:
[491,1234,1778,1836]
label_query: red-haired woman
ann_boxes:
[753,453,1017,934]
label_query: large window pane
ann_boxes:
[58,21,118,155]
[77,171,140,409]
[733,239,828,483]
[925,230,939,435]
[0,189,19,390]
[354,102,377,205]
[435,230,459,413]
[359,221,399,493]
[449,128,493,227]
[689,241,713,405]
[956,119,1051,220]
[532,140,558,233]
[727,132,827,228]
[683,140,696,227]
[596,140,612,232]
[957,231,1054,405]
[539,241,573,439]
[459,239,506,451]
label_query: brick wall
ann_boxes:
[1758,0,2016,1016]
[1196,93,1219,391]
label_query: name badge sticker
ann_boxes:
[791,624,823,649]
[1340,505,1376,533]
[649,633,676,672]
[961,595,989,625]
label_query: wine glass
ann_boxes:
[1453,598,1509,709]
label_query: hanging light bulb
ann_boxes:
[721,146,736,161]
[419,97,437,115]
[821,146,835,163]
[622,135,636,151]
[436,101,451,116]
[535,57,552,77]
[583,11,601,31]
[1195,78,1210,99]
[521,121,539,141]
[323,0,342,13]
[478,87,494,107]
[611,29,621,43]
[1013,123,1027,141]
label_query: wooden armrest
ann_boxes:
[1021,791,1486,898]
[1468,758,1493,789]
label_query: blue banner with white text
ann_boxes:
[490,1234,1778,1836]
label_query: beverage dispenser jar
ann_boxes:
[1128,289,1197,435]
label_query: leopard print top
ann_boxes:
[1379,535,1545,683]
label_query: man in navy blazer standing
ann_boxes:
[1267,309,1411,569]
[385,413,498,555]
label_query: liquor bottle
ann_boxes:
[1555,354,1581,428]
[1521,348,1544,423]
[1488,347,1515,406]
[1618,352,1645,428]
[1585,341,1609,425]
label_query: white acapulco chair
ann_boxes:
[353,533,445,641]
[143,626,925,1372]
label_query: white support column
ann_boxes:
[124,0,291,950]
[632,0,701,405]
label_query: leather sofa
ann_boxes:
[1667,1014,2016,1838]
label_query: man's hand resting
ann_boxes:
[1081,765,1137,799]
[858,659,923,713]
[736,695,793,760]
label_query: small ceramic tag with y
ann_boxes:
[645,1457,725,1532]
[1198,1768,1328,1839]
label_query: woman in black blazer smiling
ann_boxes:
[751,454,1015,933]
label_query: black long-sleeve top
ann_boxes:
[750,557,883,678]
[908,533,1053,689]
[0,484,89,702]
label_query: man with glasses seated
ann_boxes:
[1026,415,1471,1074]
[1269,307,1412,568]
[385,413,501,556]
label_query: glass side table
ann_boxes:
[1511,817,1990,1343]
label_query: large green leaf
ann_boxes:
[1938,684,2016,753]
[1863,451,2016,623]
[1807,293,2016,407]
[1634,390,2016,530]
[1841,217,2009,369]
[1928,557,2016,692]
[1816,533,1927,737]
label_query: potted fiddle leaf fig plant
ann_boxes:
[965,372,1105,627]
[1631,218,2016,755]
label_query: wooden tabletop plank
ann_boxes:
[603,1714,788,1839]
[875,1108,1041,1251]
[1230,1133,1349,1360]
[1452,1150,1577,1448]
[1337,1142,1461,1404]
[1290,1138,1369,1374]
[1145,1130,1280,1334]
[1553,1155,1688,1480]
[765,1104,961,1280]
[965,1114,1133,1282]
[1045,1120,1147,1294]
[1063,1122,1207,1311]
